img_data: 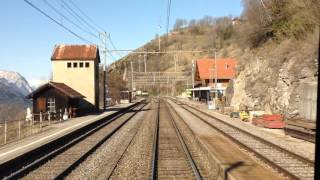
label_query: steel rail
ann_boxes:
[150,99,202,179]
[150,98,160,180]
[172,99,314,180]
[0,100,146,179]
[107,102,151,179]
[55,102,148,179]
[164,101,202,180]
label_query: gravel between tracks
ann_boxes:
[109,101,157,179]
[166,101,221,179]
[177,98,315,161]
[22,106,140,180]
[168,99,284,180]
[65,103,149,180]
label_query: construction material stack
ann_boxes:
[252,114,285,129]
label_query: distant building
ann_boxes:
[232,17,241,26]
[191,57,236,103]
[27,44,104,115]
[195,57,236,88]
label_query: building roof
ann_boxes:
[196,58,236,80]
[51,45,100,62]
[26,81,85,99]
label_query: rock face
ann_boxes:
[0,70,32,121]
[230,39,318,118]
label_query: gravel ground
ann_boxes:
[178,98,315,161]
[66,103,150,180]
[109,100,157,179]
[22,107,139,180]
[166,101,222,179]
[167,99,284,180]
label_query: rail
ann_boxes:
[150,99,201,179]
[172,98,314,180]
[0,100,145,179]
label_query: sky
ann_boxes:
[0,0,243,87]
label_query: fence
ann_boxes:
[0,110,66,146]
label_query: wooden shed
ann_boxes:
[26,82,85,116]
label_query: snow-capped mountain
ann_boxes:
[0,70,32,95]
[0,70,32,121]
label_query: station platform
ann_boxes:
[0,99,143,164]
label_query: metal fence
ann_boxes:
[0,110,66,146]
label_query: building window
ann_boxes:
[85,62,90,68]
[79,62,83,68]
[73,62,78,68]
[67,62,71,68]
[47,98,55,112]
[225,64,229,69]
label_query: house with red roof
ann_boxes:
[191,57,236,103]
[195,57,236,88]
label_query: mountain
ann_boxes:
[0,70,32,121]
[0,70,32,95]
[109,1,319,116]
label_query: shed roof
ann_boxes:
[51,45,100,61]
[196,58,236,80]
[26,82,85,99]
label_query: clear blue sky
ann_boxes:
[0,0,242,85]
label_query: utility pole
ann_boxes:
[167,76,169,96]
[314,24,320,180]
[174,54,177,72]
[214,51,218,101]
[100,31,108,109]
[158,25,162,52]
[144,54,147,72]
[130,61,134,95]
[192,60,195,100]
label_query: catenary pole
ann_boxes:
[192,60,195,100]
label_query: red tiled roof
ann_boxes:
[26,82,85,99]
[196,58,236,80]
[51,45,100,61]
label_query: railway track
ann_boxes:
[151,99,201,180]
[0,100,147,179]
[172,99,314,180]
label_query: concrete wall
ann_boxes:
[299,82,317,121]
[52,60,98,109]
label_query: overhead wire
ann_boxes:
[23,0,94,44]
[66,0,104,33]
[58,0,99,38]
[59,0,102,35]
[64,0,122,61]
[41,0,100,40]
[108,34,124,58]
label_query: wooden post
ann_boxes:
[59,109,62,122]
[40,112,42,130]
[48,112,51,126]
[29,116,32,136]
[4,120,7,144]
[18,119,21,139]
